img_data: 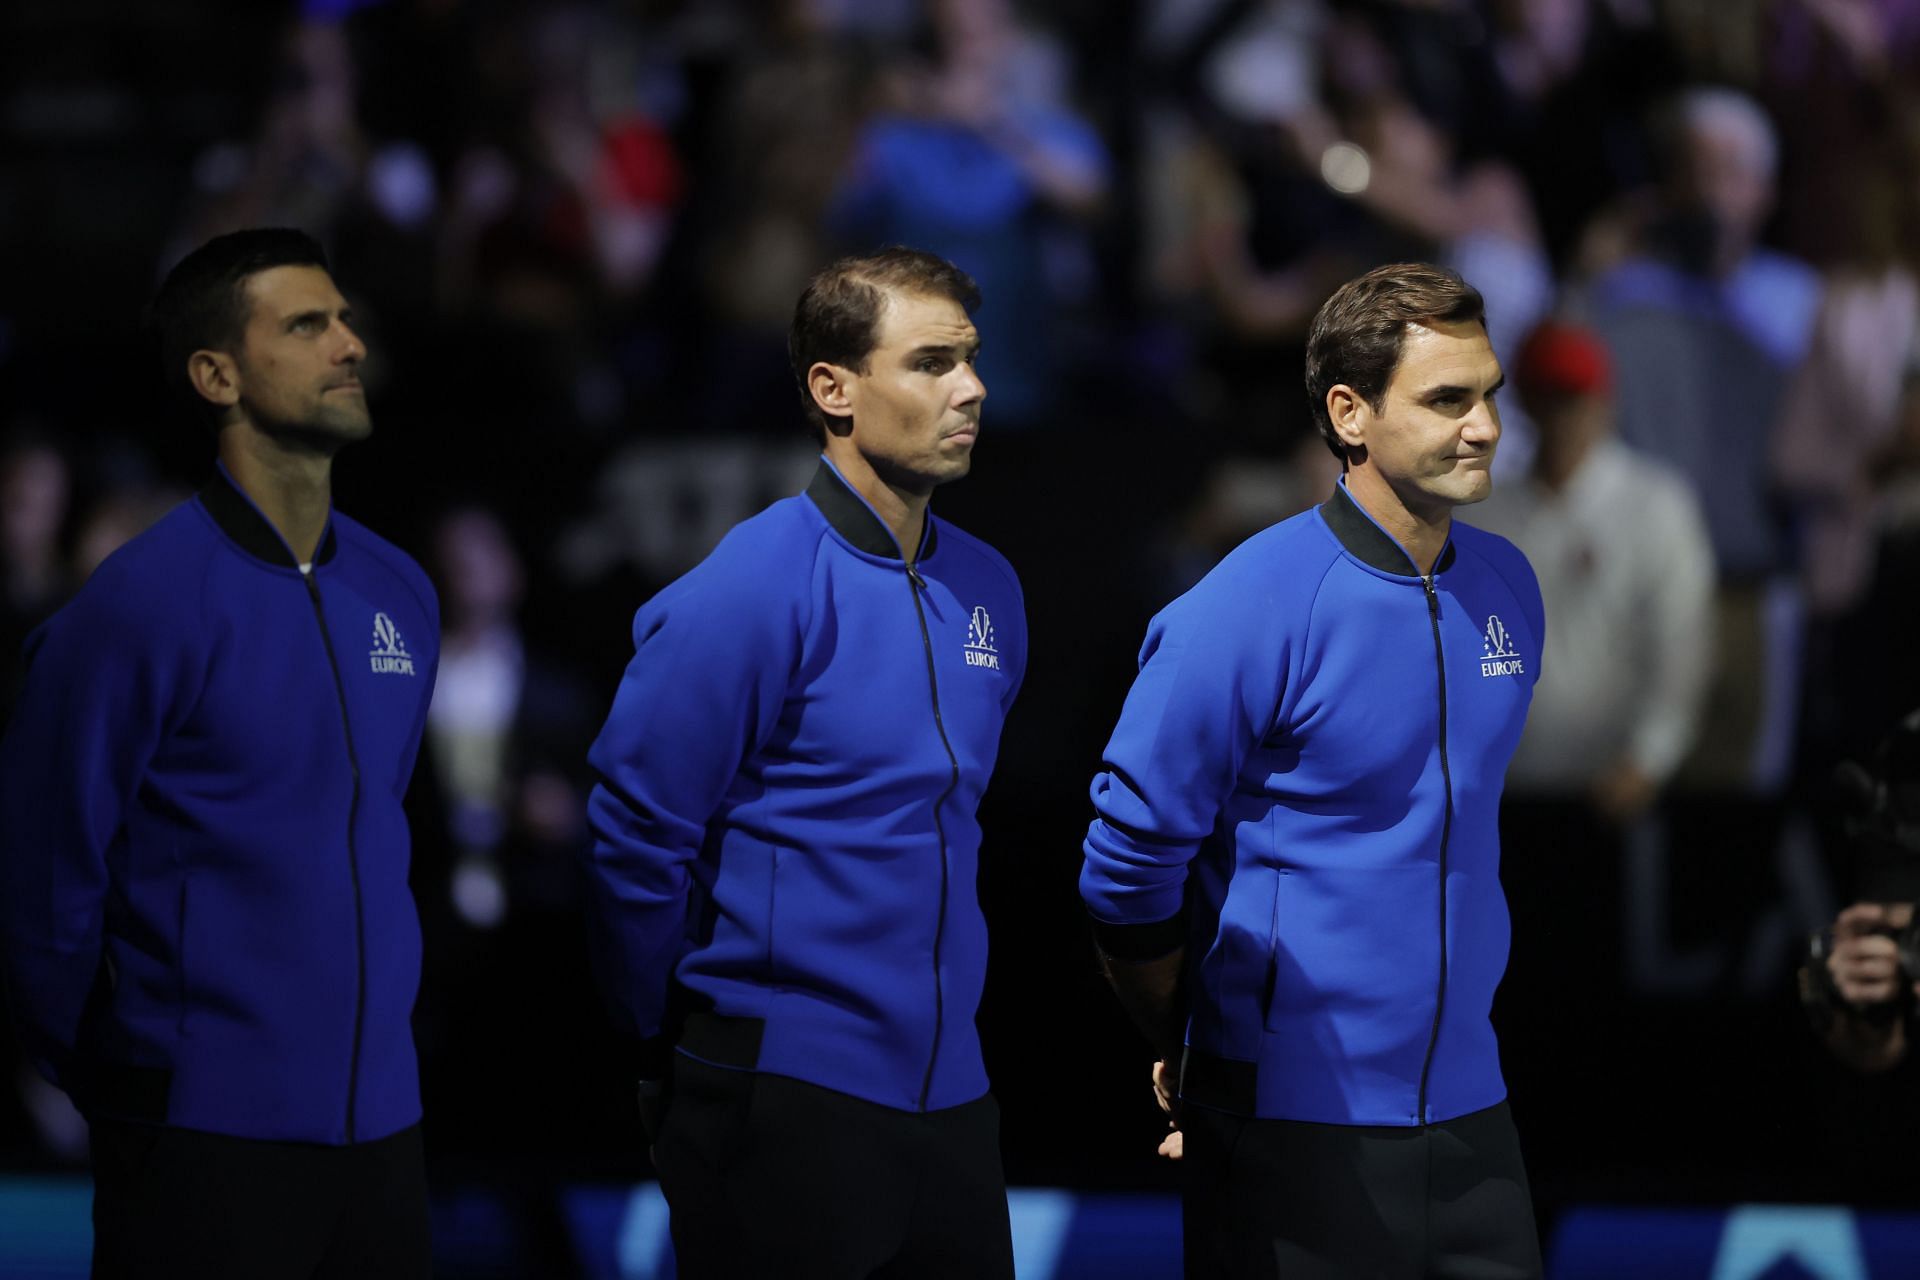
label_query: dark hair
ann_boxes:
[151,228,331,421]
[1304,262,1486,463]
[788,247,981,437]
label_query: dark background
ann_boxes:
[3,0,1920,1268]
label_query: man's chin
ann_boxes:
[259,413,373,456]
[1445,472,1495,506]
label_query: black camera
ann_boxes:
[1834,707,1920,904]
[1803,710,1920,1024]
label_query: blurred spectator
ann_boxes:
[423,505,594,928]
[1491,0,1682,269]
[0,434,77,1168]
[1472,320,1715,819]
[1583,85,1821,791]
[440,12,681,323]
[169,17,442,321]
[1156,4,1553,456]
[695,0,887,432]
[413,505,608,1154]
[830,0,1109,427]
[1772,98,1920,756]
[0,435,70,721]
[1765,0,1920,265]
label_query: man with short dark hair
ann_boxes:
[1083,262,1545,1278]
[582,246,1025,1278]
[0,228,438,1278]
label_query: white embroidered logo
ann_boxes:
[1480,615,1524,678]
[964,606,1000,671]
[370,612,416,676]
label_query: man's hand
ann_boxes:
[1152,1059,1182,1160]
[1828,902,1909,1007]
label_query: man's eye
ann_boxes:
[919,358,946,373]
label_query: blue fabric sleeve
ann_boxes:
[581,535,809,1041]
[1081,572,1290,931]
[0,568,201,1092]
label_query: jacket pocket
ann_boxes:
[657,1052,759,1177]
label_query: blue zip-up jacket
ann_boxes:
[0,466,438,1144]
[584,459,1025,1112]
[1081,480,1542,1126]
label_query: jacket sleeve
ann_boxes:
[581,540,807,1040]
[0,572,199,1095]
[394,574,440,791]
[1080,571,1289,957]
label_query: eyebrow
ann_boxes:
[909,340,981,357]
[1421,374,1505,399]
[282,307,351,333]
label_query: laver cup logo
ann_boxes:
[964,606,1000,670]
[1480,615,1524,678]
[370,612,416,676]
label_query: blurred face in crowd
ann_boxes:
[1678,120,1774,252]
[436,508,525,631]
[194,265,371,451]
[1,445,68,563]
[814,288,986,497]
[1330,319,1503,520]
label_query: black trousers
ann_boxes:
[1182,1100,1543,1280]
[89,1118,430,1280]
[653,1054,1014,1279]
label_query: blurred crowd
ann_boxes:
[5,0,1920,1209]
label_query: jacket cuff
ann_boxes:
[1089,910,1186,962]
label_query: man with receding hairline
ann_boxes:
[582,247,1026,1278]
[0,228,438,1278]
[1083,263,1546,1278]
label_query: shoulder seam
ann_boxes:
[1280,542,1346,734]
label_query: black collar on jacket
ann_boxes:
[1318,479,1455,576]
[804,459,937,562]
[199,465,339,569]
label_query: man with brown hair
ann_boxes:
[1082,263,1546,1278]
[582,247,1025,1278]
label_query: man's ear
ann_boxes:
[808,362,856,430]
[187,349,242,409]
[1327,384,1368,452]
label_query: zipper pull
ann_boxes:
[1423,575,1439,620]
[908,565,926,591]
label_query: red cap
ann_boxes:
[1516,320,1612,399]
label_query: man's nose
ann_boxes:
[955,362,986,406]
[1463,400,1501,443]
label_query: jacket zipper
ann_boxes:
[1416,572,1453,1125]
[907,564,959,1112]
[303,570,367,1143]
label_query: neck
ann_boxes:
[1343,465,1452,575]
[218,426,335,564]
[821,440,932,562]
